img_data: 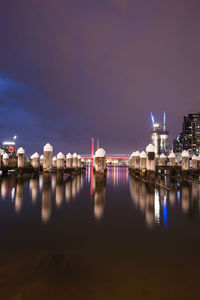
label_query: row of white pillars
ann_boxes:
[2,143,83,173]
[129,144,200,173]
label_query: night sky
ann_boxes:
[1,0,200,155]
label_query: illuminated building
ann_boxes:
[1,141,16,157]
[173,113,200,154]
[150,112,169,155]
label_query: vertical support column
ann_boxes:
[43,143,53,173]
[140,151,146,176]
[57,152,64,173]
[66,153,72,168]
[192,155,198,171]
[181,150,189,175]
[2,153,9,167]
[77,155,81,168]
[169,152,176,166]
[31,152,40,172]
[94,148,106,182]
[17,147,25,175]
[146,144,156,180]
[72,153,78,168]
[169,151,176,176]
[135,151,140,172]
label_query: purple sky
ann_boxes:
[1,0,200,155]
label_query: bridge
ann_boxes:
[81,154,130,164]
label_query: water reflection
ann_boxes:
[42,174,51,223]
[0,167,200,228]
[30,178,39,204]
[15,180,23,213]
[129,174,200,228]
[0,173,84,223]
[65,181,71,203]
[94,181,106,221]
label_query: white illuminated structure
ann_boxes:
[150,112,169,155]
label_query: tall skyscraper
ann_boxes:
[173,113,200,154]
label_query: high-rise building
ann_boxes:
[150,112,169,155]
[173,113,200,154]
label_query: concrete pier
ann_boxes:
[53,156,57,168]
[94,148,106,173]
[43,143,53,173]
[17,147,25,175]
[56,152,64,172]
[72,153,78,168]
[66,153,72,168]
[169,151,176,166]
[94,148,106,182]
[140,151,146,175]
[181,150,189,173]
[31,152,40,171]
[129,152,135,169]
[146,144,155,179]
[192,155,198,171]
[135,151,140,170]
[17,147,25,168]
[2,153,9,167]
[77,155,81,168]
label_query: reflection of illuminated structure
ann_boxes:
[15,181,23,213]
[150,112,169,155]
[65,181,71,202]
[29,179,39,203]
[181,186,190,214]
[72,177,77,198]
[1,179,8,200]
[154,189,160,224]
[129,175,169,229]
[42,175,51,223]
[94,183,106,220]
[56,183,63,207]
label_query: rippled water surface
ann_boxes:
[0,165,200,299]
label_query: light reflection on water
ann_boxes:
[0,166,200,228]
[1,166,200,299]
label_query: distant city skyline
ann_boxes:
[1,0,200,155]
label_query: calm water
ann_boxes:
[0,165,200,299]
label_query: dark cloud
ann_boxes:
[0,0,200,155]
